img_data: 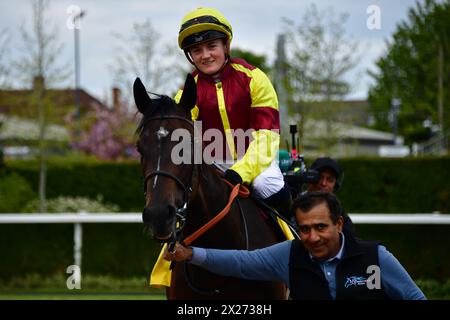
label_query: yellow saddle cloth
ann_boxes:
[149,217,295,288]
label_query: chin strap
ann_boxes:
[184,50,195,65]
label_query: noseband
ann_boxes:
[141,114,196,242]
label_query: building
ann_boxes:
[0,78,122,158]
[287,100,408,157]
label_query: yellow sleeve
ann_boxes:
[249,68,279,111]
[229,67,280,184]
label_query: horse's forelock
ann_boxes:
[136,94,177,134]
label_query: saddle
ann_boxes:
[250,195,299,242]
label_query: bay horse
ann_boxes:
[134,74,288,300]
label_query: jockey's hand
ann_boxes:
[163,242,193,262]
[224,169,243,186]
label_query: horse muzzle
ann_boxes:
[142,204,177,240]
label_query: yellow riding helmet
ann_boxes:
[178,7,233,50]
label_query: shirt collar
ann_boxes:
[197,59,231,83]
[309,232,345,263]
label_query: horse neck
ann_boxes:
[186,164,232,230]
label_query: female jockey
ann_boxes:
[175,7,291,215]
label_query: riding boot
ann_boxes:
[264,182,293,219]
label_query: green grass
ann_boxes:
[0,274,167,300]
[0,287,166,300]
[0,292,165,300]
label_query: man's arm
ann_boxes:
[378,245,426,300]
[165,241,292,285]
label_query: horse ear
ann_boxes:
[133,77,152,114]
[178,73,197,112]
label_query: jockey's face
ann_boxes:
[295,202,343,261]
[189,39,227,76]
[307,168,337,193]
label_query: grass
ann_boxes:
[0,292,165,300]
[0,287,167,300]
[0,274,167,300]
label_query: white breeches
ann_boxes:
[214,159,284,199]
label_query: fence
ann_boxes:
[1,212,450,271]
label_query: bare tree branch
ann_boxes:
[13,0,70,87]
[0,28,12,88]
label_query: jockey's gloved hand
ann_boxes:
[224,169,243,186]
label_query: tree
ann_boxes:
[368,0,450,144]
[14,1,69,87]
[66,103,138,161]
[231,48,271,74]
[13,0,69,212]
[281,5,360,152]
[109,19,189,108]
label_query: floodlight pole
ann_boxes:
[73,10,86,122]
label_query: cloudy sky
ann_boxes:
[0,0,421,102]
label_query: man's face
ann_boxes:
[189,38,227,76]
[307,168,337,193]
[295,202,343,260]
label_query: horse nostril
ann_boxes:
[167,205,176,217]
[142,207,152,223]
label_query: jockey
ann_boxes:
[175,7,292,216]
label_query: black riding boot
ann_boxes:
[264,182,293,219]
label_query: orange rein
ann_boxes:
[183,180,249,246]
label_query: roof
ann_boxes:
[293,99,372,126]
[301,119,397,143]
[0,87,108,124]
[0,114,68,142]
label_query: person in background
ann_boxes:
[305,157,356,237]
[307,157,343,193]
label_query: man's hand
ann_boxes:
[163,242,193,262]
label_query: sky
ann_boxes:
[0,0,422,102]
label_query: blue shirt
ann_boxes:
[190,234,426,300]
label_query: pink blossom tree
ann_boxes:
[66,103,140,160]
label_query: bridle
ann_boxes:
[141,114,196,245]
[140,112,251,296]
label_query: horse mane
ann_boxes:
[136,94,177,135]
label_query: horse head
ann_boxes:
[134,74,197,241]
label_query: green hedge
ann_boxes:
[0,224,161,280]
[2,157,449,213]
[337,157,450,213]
[1,159,143,212]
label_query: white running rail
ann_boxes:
[1,213,450,224]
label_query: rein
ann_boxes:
[141,112,252,295]
[142,113,251,246]
[181,181,249,296]
[183,182,249,246]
